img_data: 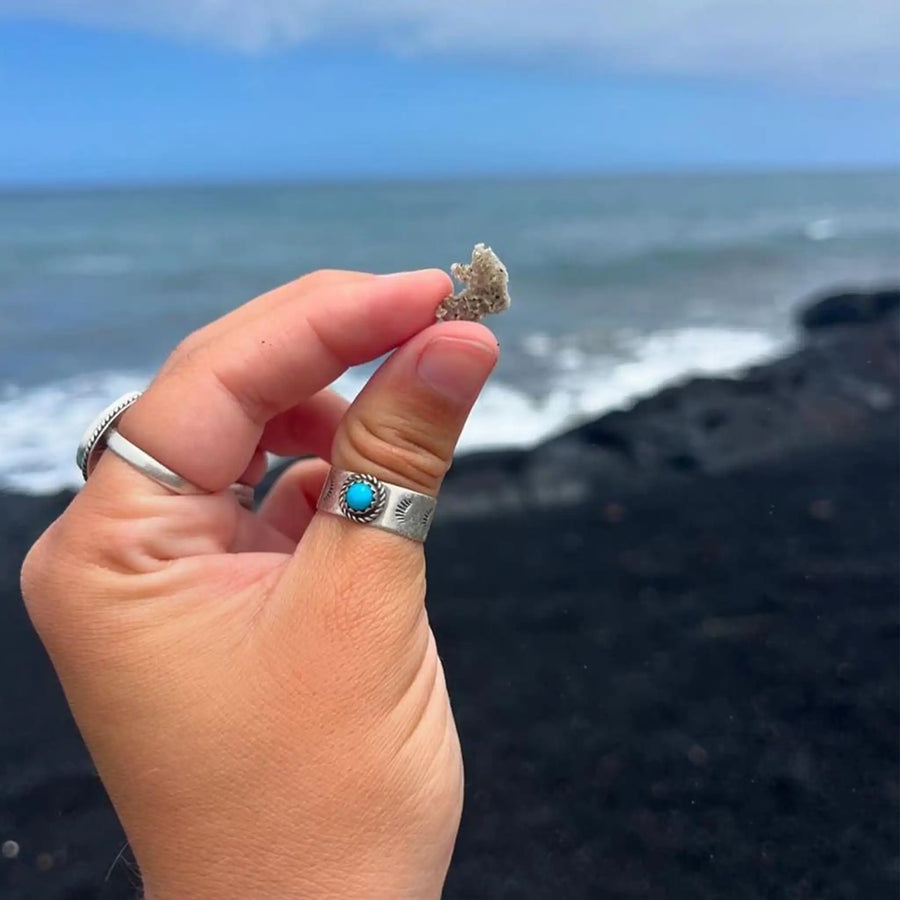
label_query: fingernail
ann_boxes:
[377,270,419,279]
[417,337,497,405]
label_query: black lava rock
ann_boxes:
[800,287,900,331]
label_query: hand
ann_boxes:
[20,269,499,899]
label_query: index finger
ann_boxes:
[111,269,452,491]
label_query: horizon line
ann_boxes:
[2,163,898,197]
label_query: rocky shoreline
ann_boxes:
[435,287,899,516]
[1,288,898,898]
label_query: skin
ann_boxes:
[20,269,499,899]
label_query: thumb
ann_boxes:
[274,320,498,656]
[333,319,499,496]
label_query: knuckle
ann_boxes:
[302,268,344,286]
[211,341,282,425]
[173,329,205,359]
[340,412,449,493]
[94,517,171,573]
[160,331,280,427]
[297,269,363,291]
[158,329,206,378]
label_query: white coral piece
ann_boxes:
[436,243,511,323]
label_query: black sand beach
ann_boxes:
[1,290,898,899]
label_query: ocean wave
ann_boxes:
[0,326,783,495]
[804,218,839,242]
[455,325,783,450]
[525,207,898,261]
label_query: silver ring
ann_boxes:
[317,467,437,542]
[76,391,254,510]
[106,429,255,510]
[106,429,208,495]
[77,391,143,480]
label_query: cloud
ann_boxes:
[4,0,899,89]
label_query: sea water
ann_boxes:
[1,170,898,493]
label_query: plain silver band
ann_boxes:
[317,467,437,542]
[105,428,255,510]
[107,429,208,494]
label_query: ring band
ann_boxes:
[317,467,437,542]
[105,429,255,510]
[77,391,143,480]
[106,429,209,495]
[76,391,254,510]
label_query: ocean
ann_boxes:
[1,170,898,494]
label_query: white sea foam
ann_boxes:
[804,218,839,241]
[455,325,782,451]
[0,326,783,495]
[0,371,147,494]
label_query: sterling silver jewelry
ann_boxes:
[317,467,437,542]
[77,391,143,481]
[76,391,254,510]
[105,429,216,496]
[105,429,255,510]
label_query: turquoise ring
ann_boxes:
[317,467,437,543]
[338,473,387,524]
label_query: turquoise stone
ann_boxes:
[346,481,375,512]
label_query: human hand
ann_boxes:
[20,269,499,899]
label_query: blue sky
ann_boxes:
[1,3,899,185]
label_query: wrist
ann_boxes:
[137,835,448,900]
[143,868,445,900]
